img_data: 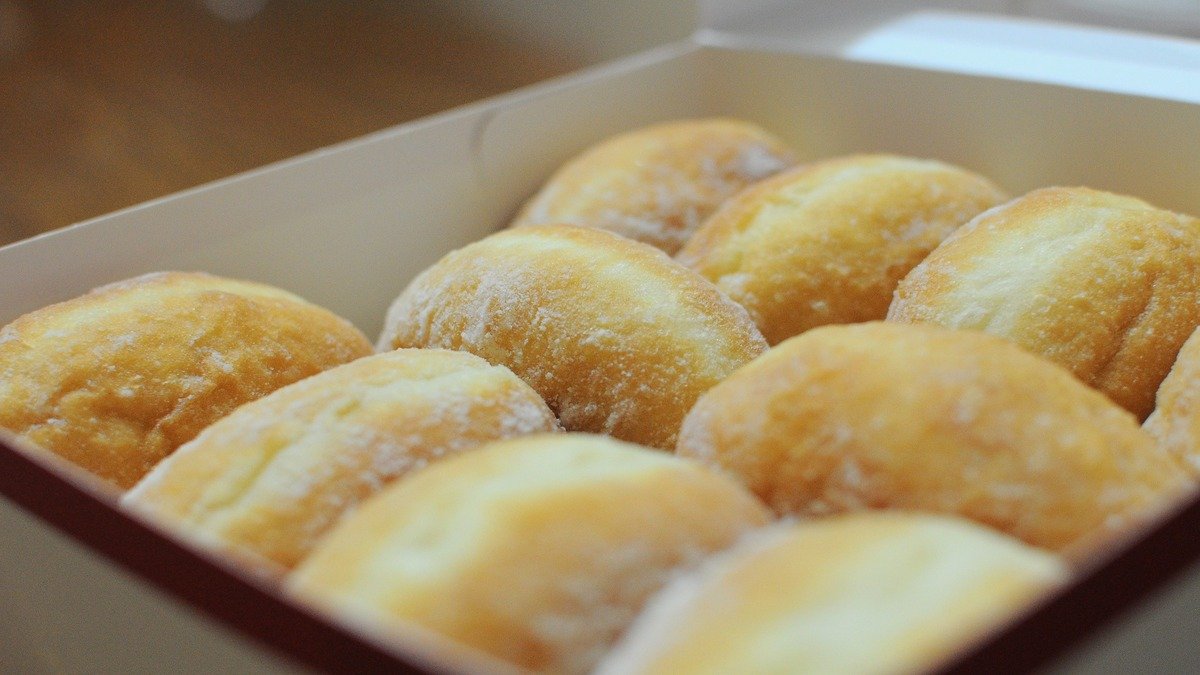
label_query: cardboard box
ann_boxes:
[3,5,1200,672]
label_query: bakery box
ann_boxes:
[3,2,1200,672]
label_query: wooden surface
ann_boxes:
[0,1,577,246]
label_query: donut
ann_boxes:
[378,225,768,450]
[676,322,1192,555]
[1146,327,1200,473]
[677,154,1006,345]
[0,271,373,489]
[510,118,796,254]
[889,186,1200,420]
[288,433,771,675]
[598,513,1068,675]
[123,349,559,571]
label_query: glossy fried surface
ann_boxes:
[0,271,373,489]
[677,322,1191,555]
[289,434,770,675]
[511,118,796,254]
[890,186,1200,420]
[379,225,768,449]
[124,349,558,570]
[678,154,1006,344]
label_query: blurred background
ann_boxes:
[0,0,694,247]
[1,0,1196,248]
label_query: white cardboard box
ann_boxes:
[3,5,1200,673]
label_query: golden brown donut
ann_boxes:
[677,154,1007,345]
[598,513,1068,675]
[1146,326,1200,473]
[288,433,771,675]
[889,186,1200,420]
[378,224,768,450]
[0,271,373,489]
[676,322,1192,555]
[123,349,559,571]
[510,118,797,254]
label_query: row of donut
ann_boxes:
[2,115,1199,672]
[513,118,1200,424]
[0,262,1063,673]
[374,220,1195,554]
[0,272,1064,673]
[0,268,1111,674]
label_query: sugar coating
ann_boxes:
[124,349,559,570]
[289,434,771,675]
[889,186,1200,420]
[677,322,1193,556]
[0,271,373,489]
[678,154,1007,345]
[598,514,1067,675]
[1145,327,1200,474]
[512,118,796,254]
[378,225,768,450]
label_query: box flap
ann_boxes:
[698,1,1200,103]
[843,11,1200,104]
[698,0,1009,50]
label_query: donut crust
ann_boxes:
[378,225,768,449]
[124,349,559,570]
[289,433,770,675]
[889,186,1200,419]
[599,514,1067,675]
[1146,327,1200,474]
[678,154,1006,344]
[0,272,373,489]
[676,322,1191,554]
[511,118,796,254]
